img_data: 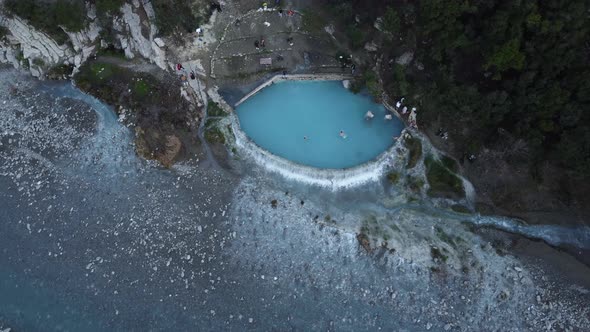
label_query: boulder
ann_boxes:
[364,41,378,52]
[396,51,414,66]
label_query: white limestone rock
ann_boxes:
[116,1,166,70]
[364,41,378,52]
[396,51,414,66]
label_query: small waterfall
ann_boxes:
[231,114,400,190]
[470,214,590,249]
[461,177,476,207]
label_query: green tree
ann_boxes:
[485,38,526,72]
[382,7,400,36]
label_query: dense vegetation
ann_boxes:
[152,0,200,36]
[323,0,590,178]
[4,0,87,44]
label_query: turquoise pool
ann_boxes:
[236,80,404,169]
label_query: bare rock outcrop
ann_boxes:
[0,15,74,77]
[0,0,168,77]
[114,0,167,70]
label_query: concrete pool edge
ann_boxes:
[234,73,354,107]
[230,113,406,189]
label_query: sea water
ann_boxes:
[236,81,405,169]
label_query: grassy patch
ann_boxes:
[153,0,203,36]
[0,26,8,41]
[425,155,465,199]
[32,58,45,67]
[97,46,127,59]
[204,126,225,144]
[451,204,471,214]
[404,136,422,169]
[301,9,326,34]
[441,155,459,173]
[74,60,178,110]
[435,226,456,247]
[346,25,365,49]
[133,79,150,98]
[406,175,424,193]
[90,63,115,81]
[47,64,74,79]
[205,117,220,128]
[96,0,125,16]
[386,171,400,184]
[430,246,448,263]
[207,101,225,117]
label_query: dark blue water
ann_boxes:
[236,81,405,168]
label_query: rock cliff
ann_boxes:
[0,0,168,78]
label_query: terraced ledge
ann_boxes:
[234,73,353,107]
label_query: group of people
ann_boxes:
[303,130,347,141]
[254,36,294,50]
[254,37,266,50]
[176,63,197,84]
[395,97,418,128]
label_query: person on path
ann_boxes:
[190,71,195,80]
[176,63,184,71]
[260,38,266,48]
[254,40,260,50]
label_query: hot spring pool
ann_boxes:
[235,80,405,169]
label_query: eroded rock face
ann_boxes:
[0,0,167,77]
[0,15,74,77]
[115,0,167,70]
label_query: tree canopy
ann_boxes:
[327,0,589,177]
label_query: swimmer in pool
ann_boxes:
[339,130,347,139]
